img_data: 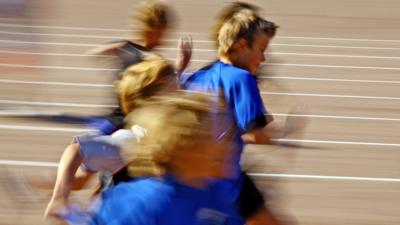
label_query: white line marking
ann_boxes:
[2,61,400,72]
[272,43,400,50]
[0,99,117,108]
[0,49,114,58]
[248,173,400,183]
[0,158,399,183]
[2,48,400,61]
[262,91,400,100]
[275,138,400,148]
[1,106,399,122]
[2,22,400,43]
[277,35,400,43]
[0,39,99,47]
[0,23,206,35]
[2,92,399,110]
[0,79,113,87]
[0,30,126,39]
[269,52,400,60]
[266,63,400,71]
[0,63,118,71]
[2,38,400,51]
[0,123,399,147]
[272,113,400,122]
[0,160,58,168]
[0,124,91,132]
[261,76,400,84]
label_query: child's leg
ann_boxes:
[45,142,94,218]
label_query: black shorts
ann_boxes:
[238,172,266,219]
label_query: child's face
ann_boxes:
[237,33,271,74]
[146,27,167,49]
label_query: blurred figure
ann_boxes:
[182,3,304,225]
[87,0,179,134]
[90,93,242,225]
[43,0,193,219]
[44,59,178,219]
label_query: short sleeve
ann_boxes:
[228,72,267,132]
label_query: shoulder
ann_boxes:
[107,178,174,202]
[102,178,174,213]
[86,41,128,55]
[93,178,174,224]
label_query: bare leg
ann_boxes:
[44,142,94,218]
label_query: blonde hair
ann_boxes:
[211,2,260,45]
[122,93,216,177]
[217,8,277,56]
[116,59,176,114]
[131,0,173,35]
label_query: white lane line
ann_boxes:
[0,23,131,32]
[0,50,114,58]
[4,48,400,61]
[269,52,400,60]
[272,113,400,122]
[2,77,400,88]
[1,106,399,122]
[0,30,126,39]
[275,138,400,148]
[277,35,400,43]
[0,23,206,35]
[1,92,399,109]
[262,91,400,100]
[0,159,398,183]
[0,79,113,87]
[0,123,399,147]
[266,63,400,71]
[0,158,399,183]
[2,61,400,72]
[0,99,117,108]
[272,43,400,50]
[0,160,58,168]
[0,124,91,132]
[260,76,400,84]
[0,30,211,43]
[2,23,400,43]
[0,63,118,71]
[248,173,400,183]
[2,39,400,51]
[0,39,99,47]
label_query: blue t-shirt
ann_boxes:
[182,61,267,178]
[91,177,243,225]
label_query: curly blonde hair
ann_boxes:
[116,59,177,114]
[122,93,217,177]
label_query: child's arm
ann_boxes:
[175,36,192,75]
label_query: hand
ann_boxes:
[282,106,308,138]
[176,36,193,74]
[44,198,69,219]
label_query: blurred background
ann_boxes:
[0,0,399,224]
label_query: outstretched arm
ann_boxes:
[175,36,192,75]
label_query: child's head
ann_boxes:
[116,58,177,114]
[218,8,278,74]
[211,2,260,46]
[124,93,233,184]
[132,0,174,49]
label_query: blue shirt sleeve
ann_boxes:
[91,180,171,225]
[228,72,267,132]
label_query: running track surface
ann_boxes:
[0,0,399,224]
